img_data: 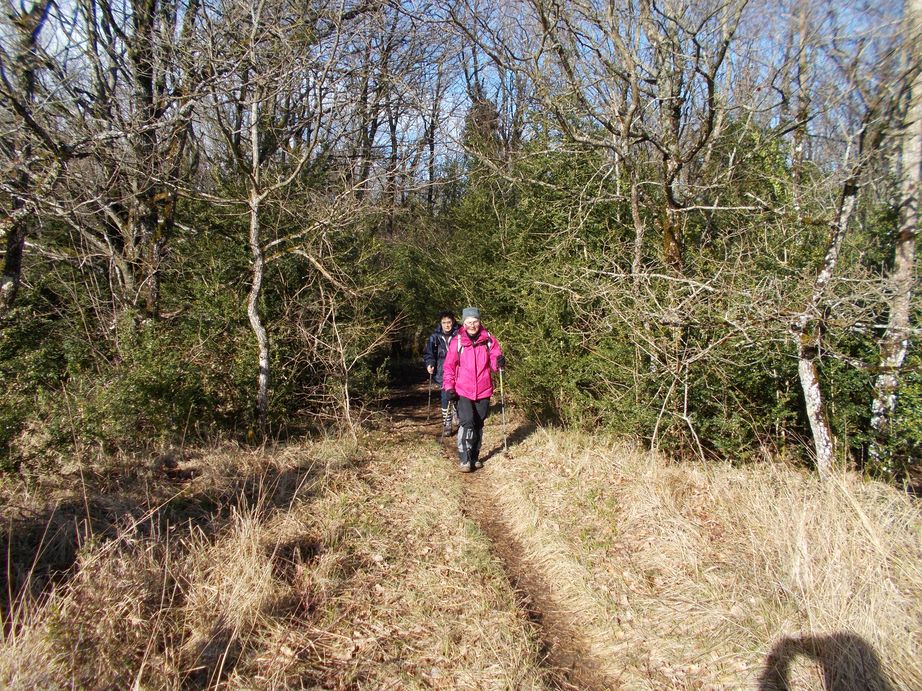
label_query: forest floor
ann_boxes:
[0,369,920,689]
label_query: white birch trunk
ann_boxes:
[631,178,645,290]
[248,194,269,427]
[793,185,859,478]
[799,349,835,480]
[248,99,269,428]
[869,0,921,468]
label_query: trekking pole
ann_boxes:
[427,372,433,421]
[499,368,508,452]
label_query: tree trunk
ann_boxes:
[0,0,52,316]
[793,183,860,478]
[248,199,269,430]
[0,197,27,314]
[129,0,163,318]
[426,69,443,211]
[798,340,835,479]
[386,98,399,235]
[791,1,811,214]
[1,163,30,313]
[630,177,645,289]
[662,203,683,273]
[869,0,922,470]
[248,101,269,430]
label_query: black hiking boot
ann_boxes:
[472,447,483,468]
[442,422,453,437]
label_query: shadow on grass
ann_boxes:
[0,454,335,688]
[0,458,323,621]
[482,420,538,463]
[1,496,130,613]
[758,632,894,691]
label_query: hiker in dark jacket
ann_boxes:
[423,311,460,437]
[442,306,505,472]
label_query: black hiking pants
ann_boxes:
[456,396,490,462]
[456,396,490,430]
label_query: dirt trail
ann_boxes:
[383,375,620,691]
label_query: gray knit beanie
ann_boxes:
[461,306,481,321]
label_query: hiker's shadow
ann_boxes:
[482,421,537,463]
[758,632,894,691]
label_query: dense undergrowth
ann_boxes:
[0,206,395,471]
[3,153,919,482]
[2,101,920,482]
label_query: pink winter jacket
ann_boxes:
[442,328,503,401]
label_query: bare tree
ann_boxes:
[784,0,908,477]
[338,2,456,222]
[790,130,878,478]
[199,0,332,429]
[870,0,922,472]
[450,0,748,271]
[198,0,404,431]
[0,0,52,315]
[0,0,204,320]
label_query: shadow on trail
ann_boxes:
[758,633,894,691]
[380,382,432,422]
[375,361,452,442]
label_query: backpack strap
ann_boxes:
[457,333,492,354]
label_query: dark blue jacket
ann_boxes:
[423,324,459,385]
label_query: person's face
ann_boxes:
[463,317,480,335]
[440,317,454,333]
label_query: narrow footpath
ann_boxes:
[382,372,621,690]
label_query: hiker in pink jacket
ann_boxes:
[442,307,505,472]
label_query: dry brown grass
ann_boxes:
[0,434,548,689]
[478,422,922,690]
[2,418,919,689]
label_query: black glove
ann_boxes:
[446,388,458,401]
[496,355,506,369]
